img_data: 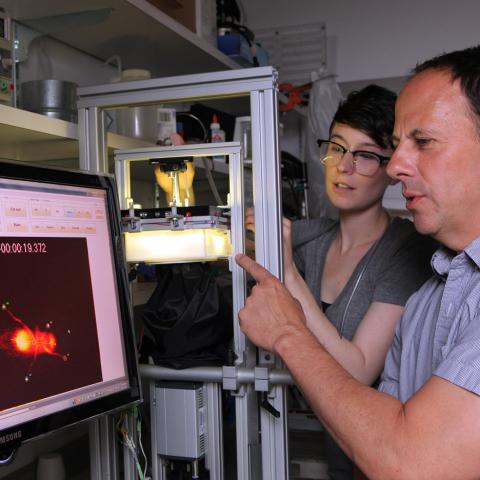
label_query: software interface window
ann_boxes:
[0,178,129,432]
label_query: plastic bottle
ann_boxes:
[210,114,226,162]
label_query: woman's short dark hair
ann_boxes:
[331,85,397,149]
[413,45,480,128]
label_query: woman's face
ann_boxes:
[324,123,393,213]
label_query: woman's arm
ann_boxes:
[283,217,402,385]
[286,266,401,384]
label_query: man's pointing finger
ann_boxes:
[235,254,273,283]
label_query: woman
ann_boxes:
[247,85,436,479]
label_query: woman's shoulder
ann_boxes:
[291,217,338,247]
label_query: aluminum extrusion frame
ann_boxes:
[77,66,287,480]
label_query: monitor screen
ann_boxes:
[0,160,140,456]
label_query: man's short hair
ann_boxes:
[331,84,396,149]
[414,45,480,125]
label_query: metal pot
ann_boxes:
[20,79,78,123]
[111,69,159,142]
[114,106,159,142]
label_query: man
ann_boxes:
[236,45,480,479]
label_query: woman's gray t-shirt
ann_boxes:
[292,217,437,340]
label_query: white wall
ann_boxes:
[242,0,480,82]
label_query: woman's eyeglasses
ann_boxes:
[317,139,390,176]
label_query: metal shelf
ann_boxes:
[0,104,153,161]
[0,0,242,77]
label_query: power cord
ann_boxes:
[116,407,150,480]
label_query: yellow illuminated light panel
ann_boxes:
[124,229,232,263]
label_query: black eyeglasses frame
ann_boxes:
[316,139,391,165]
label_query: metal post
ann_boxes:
[89,416,119,480]
[205,382,224,479]
[114,158,132,210]
[122,412,138,480]
[229,149,262,479]
[79,106,108,173]
[250,85,289,480]
[150,380,165,480]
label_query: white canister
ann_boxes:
[36,452,66,480]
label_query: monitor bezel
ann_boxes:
[0,160,141,456]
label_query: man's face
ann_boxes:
[387,69,480,251]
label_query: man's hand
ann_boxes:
[235,253,307,352]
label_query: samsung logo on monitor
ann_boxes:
[0,431,22,444]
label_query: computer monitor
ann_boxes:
[0,160,141,458]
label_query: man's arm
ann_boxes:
[236,254,480,480]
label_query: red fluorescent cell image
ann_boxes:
[1,302,69,383]
[0,236,102,412]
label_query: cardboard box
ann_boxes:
[146,0,217,46]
